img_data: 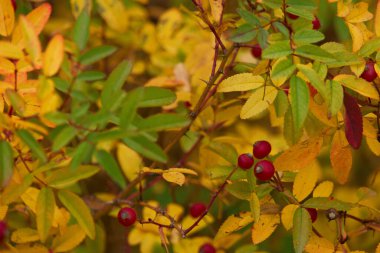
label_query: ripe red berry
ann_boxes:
[253,140,271,159]
[251,44,262,59]
[287,13,299,20]
[254,160,275,181]
[360,60,377,82]
[238,153,254,170]
[117,207,137,227]
[306,208,318,223]
[312,16,321,30]
[0,221,7,243]
[199,243,216,253]
[190,203,207,218]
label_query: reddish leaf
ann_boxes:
[343,92,363,149]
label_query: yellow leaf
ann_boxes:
[274,136,323,171]
[0,0,15,36]
[240,86,278,119]
[345,22,364,52]
[117,143,142,181]
[162,171,185,186]
[209,0,223,23]
[330,130,352,184]
[58,190,95,239]
[52,224,86,252]
[20,16,42,68]
[218,73,264,93]
[0,41,23,59]
[0,205,8,220]
[12,3,52,45]
[70,0,92,18]
[21,187,40,213]
[43,34,64,76]
[281,204,298,230]
[96,0,128,32]
[376,0,380,37]
[345,2,373,23]
[215,212,254,239]
[363,118,377,139]
[313,181,334,197]
[251,214,280,244]
[0,57,15,74]
[305,234,335,253]
[309,99,338,128]
[293,162,320,201]
[168,168,198,175]
[334,74,379,99]
[36,187,55,242]
[337,0,350,17]
[367,137,380,156]
[11,228,40,243]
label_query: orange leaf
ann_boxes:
[0,0,15,36]
[43,34,64,76]
[274,136,323,171]
[0,57,15,74]
[330,130,352,184]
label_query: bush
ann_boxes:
[0,0,379,252]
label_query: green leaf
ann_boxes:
[95,150,126,188]
[101,60,132,111]
[286,6,314,20]
[358,37,380,57]
[237,9,260,26]
[5,89,25,115]
[137,114,190,132]
[249,192,260,222]
[58,190,95,239]
[284,106,301,146]
[120,88,144,129]
[261,0,281,8]
[36,187,55,242]
[327,80,343,117]
[46,165,99,189]
[72,10,90,51]
[293,207,312,253]
[123,136,167,163]
[218,73,264,92]
[230,24,257,43]
[226,181,251,200]
[294,30,325,46]
[287,0,316,9]
[79,45,117,65]
[297,64,328,100]
[76,71,106,81]
[274,90,289,117]
[303,197,355,211]
[290,76,309,133]
[270,57,296,86]
[52,126,77,151]
[262,41,292,59]
[0,140,13,188]
[295,45,335,62]
[69,142,94,171]
[207,141,238,165]
[139,87,176,107]
[207,165,246,180]
[16,130,47,163]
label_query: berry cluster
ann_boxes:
[237,140,275,181]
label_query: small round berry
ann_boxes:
[287,13,299,20]
[253,140,271,159]
[190,203,207,218]
[360,60,377,82]
[254,160,275,181]
[199,243,216,253]
[117,207,137,227]
[251,44,262,59]
[306,208,318,223]
[0,221,7,243]
[238,153,254,170]
[312,16,321,30]
[326,208,338,221]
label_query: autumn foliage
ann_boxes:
[0,0,380,252]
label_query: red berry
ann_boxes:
[238,153,254,170]
[254,160,275,181]
[0,221,7,243]
[190,203,207,218]
[199,243,216,253]
[251,44,262,59]
[117,207,137,227]
[11,0,16,10]
[360,61,377,82]
[287,13,299,20]
[184,101,192,108]
[312,16,320,30]
[253,140,271,159]
[306,208,318,223]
